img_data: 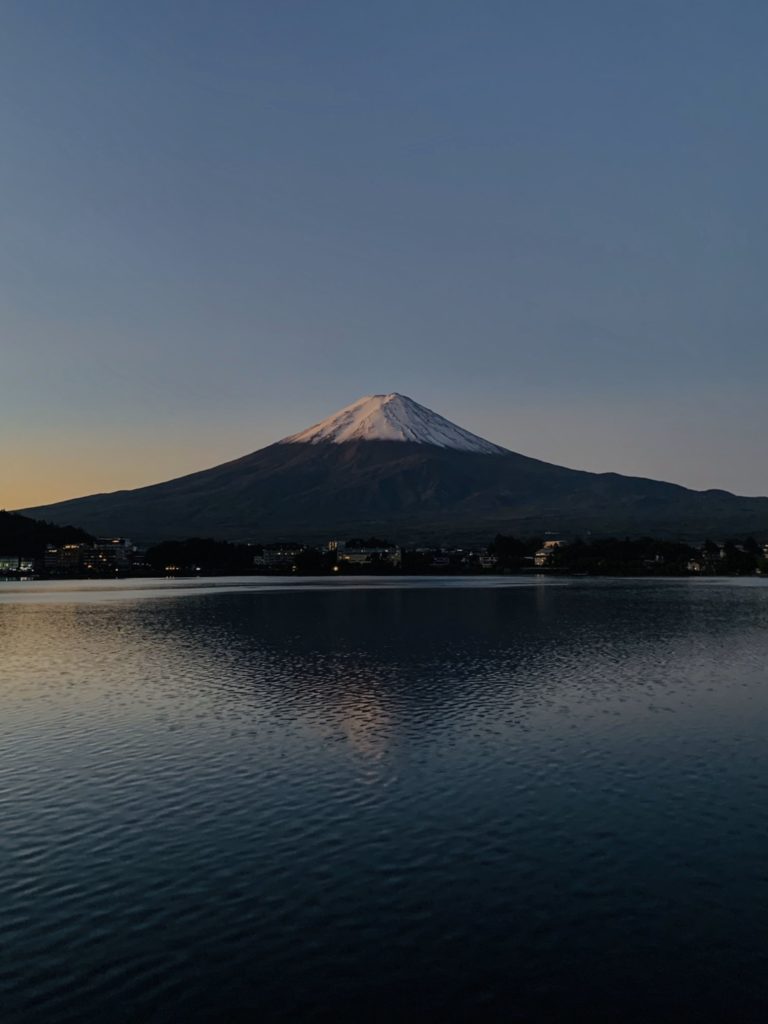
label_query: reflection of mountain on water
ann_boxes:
[114,581,768,749]
[5,581,767,759]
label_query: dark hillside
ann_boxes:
[0,511,92,556]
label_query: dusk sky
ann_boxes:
[3,0,767,509]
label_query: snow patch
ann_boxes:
[282,393,506,454]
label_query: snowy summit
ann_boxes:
[282,393,507,454]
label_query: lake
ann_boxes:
[2,576,768,1022]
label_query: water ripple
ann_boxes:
[1,578,768,1021]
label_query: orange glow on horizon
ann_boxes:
[4,429,274,512]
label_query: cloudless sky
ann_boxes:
[3,0,767,508]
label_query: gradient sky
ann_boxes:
[3,0,767,509]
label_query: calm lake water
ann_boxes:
[2,576,768,1022]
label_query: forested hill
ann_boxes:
[0,511,92,556]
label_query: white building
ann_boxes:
[534,538,566,567]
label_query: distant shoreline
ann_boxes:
[3,567,766,583]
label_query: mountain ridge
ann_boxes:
[17,395,768,543]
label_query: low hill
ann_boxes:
[0,511,93,556]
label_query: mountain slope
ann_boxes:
[18,394,768,542]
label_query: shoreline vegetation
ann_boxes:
[1,513,766,580]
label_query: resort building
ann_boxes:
[330,541,402,567]
[534,538,567,567]
[253,544,305,568]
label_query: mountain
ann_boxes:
[18,393,768,543]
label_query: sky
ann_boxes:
[2,0,767,509]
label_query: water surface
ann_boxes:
[2,576,768,1021]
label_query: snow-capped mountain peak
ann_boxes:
[281,393,506,454]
